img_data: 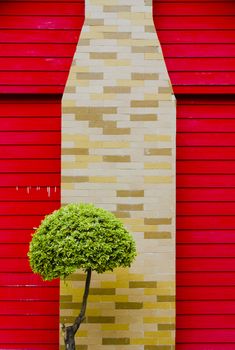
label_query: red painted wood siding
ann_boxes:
[176,97,235,349]
[0,0,84,94]
[0,1,84,348]
[153,0,235,94]
[153,1,235,349]
[0,96,61,348]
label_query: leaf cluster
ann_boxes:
[28,203,136,281]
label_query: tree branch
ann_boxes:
[62,268,92,348]
[72,268,92,334]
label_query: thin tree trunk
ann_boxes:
[63,268,92,350]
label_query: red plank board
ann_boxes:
[177,230,235,244]
[177,315,235,328]
[0,2,84,15]
[154,2,235,15]
[0,96,63,347]
[153,1,235,93]
[0,315,59,329]
[174,97,235,348]
[177,259,235,272]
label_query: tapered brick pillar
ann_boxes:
[61,0,176,348]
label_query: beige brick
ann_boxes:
[132,73,159,80]
[90,52,117,59]
[104,5,131,12]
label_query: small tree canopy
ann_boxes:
[28,203,136,281]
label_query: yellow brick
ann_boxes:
[89,177,117,183]
[132,39,157,47]
[144,176,172,184]
[62,100,76,107]
[86,309,101,316]
[122,219,144,227]
[101,324,129,331]
[106,59,131,66]
[144,331,159,337]
[89,141,104,148]
[144,302,175,309]
[145,163,172,170]
[144,316,175,324]
[157,331,173,338]
[93,0,118,6]
[77,330,87,337]
[69,66,89,73]
[128,274,145,281]
[82,31,103,39]
[158,337,174,345]
[64,135,88,142]
[145,53,163,60]
[101,281,129,288]
[75,155,102,162]
[61,183,74,190]
[115,267,129,276]
[144,288,157,296]
[77,80,89,87]
[157,289,175,296]
[158,282,175,289]
[110,295,128,302]
[131,338,158,345]
[94,25,118,32]
[97,295,128,302]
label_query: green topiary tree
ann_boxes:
[28,203,136,350]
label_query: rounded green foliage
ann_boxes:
[28,203,137,281]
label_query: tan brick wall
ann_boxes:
[61,0,176,348]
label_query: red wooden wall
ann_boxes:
[0,0,84,94]
[153,1,235,349]
[154,0,235,94]
[0,1,84,348]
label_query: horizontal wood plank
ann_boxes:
[155,16,235,30]
[177,329,235,343]
[0,273,58,287]
[0,286,59,300]
[177,258,235,272]
[177,272,235,286]
[177,230,235,244]
[155,3,235,16]
[177,244,235,258]
[177,202,235,215]
[0,186,60,199]
[0,174,60,186]
[0,16,83,30]
[0,315,59,329]
[0,145,60,159]
[0,30,79,43]
[0,2,84,15]
[177,147,235,160]
[177,314,235,328]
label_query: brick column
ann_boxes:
[61,0,176,348]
